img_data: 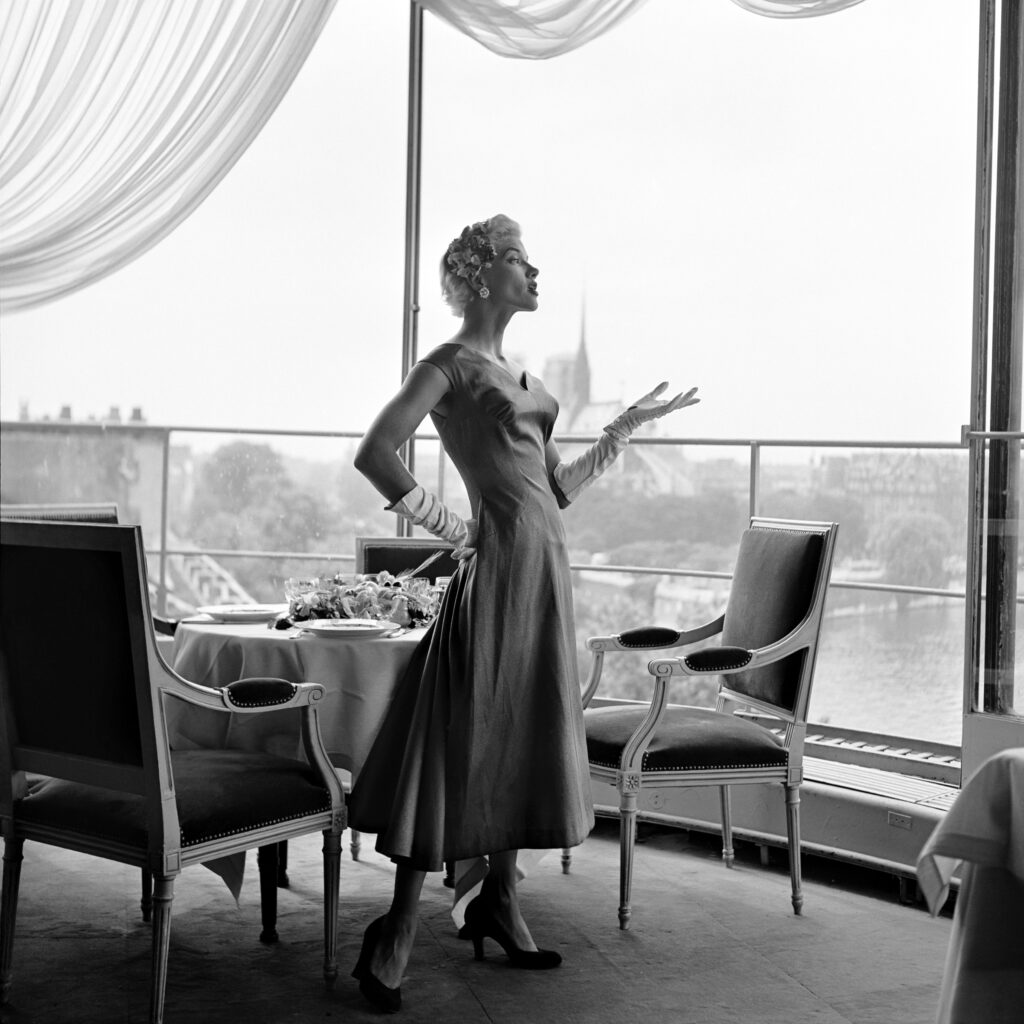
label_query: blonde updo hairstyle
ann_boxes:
[440,214,521,316]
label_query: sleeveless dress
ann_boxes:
[347,342,595,871]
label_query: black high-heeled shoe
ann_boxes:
[463,896,562,969]
[352,915,402,1013]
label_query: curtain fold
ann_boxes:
[0,0,336,313]
[728,0,867,17]
[416,0,652,60]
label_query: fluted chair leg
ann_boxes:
[719,785,735,868]
[561,846,572,873]
[149,875,174,1024]
[617,773,640,929]
[349,828,362,862]
[1,838,25,1005]
[784,782,803,915]
[322,830,342,988]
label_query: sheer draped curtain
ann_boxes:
[0,0,867,313]
[0,0,336,312]
[418,0,867,58]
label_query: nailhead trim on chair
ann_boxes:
[617,626,681,649]
[180,800,332,846]
[225,683,298,708]
[589,756,786,772]
[683,650,752,671]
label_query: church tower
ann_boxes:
[572,297,592,418]
[542,295,592,428]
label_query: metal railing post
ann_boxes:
[749,442,761,518]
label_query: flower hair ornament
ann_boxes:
[444,224,497,299]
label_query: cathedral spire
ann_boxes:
[575,292,591,411]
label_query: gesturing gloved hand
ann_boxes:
[553,382,700,506]
[604,382,700,444]
[388,484,477,560]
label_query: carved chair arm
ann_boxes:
[582,614,725,708]
[587,613,725,654]
[157,661,325,714]
[648,615,815,680]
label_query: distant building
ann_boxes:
[543,304,695,498]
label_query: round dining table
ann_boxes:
[166,620,426,777]
[167,617,555,925]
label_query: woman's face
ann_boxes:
[484,235,539,312]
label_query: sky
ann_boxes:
[0,0,983,451]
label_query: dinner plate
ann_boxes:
[195,603,288,623]
[296,618,399,639]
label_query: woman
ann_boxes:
[348,215,698,1012]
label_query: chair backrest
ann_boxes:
[718,517,838,721]
[0,521,164,802]
[354,536,461,582]
[0,502,120,524]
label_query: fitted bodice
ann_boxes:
[424,343,561,524]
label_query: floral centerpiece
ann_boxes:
[283,572,441,628]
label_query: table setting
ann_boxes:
[166,568,447,775]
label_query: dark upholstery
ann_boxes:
[0,543,144,766]
[719,528,823,712]
[359,542,461,582]
[617,626,681,649]
[225,679,298,707]
[683,646,752,672]
[17,750,332,848]
[584,705,786,773]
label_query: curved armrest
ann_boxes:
[682,646,752,672]
[648,616,815,680]
[582,613,726,709]
[155,656,326,714]
[587,613,725,653]
[225,678,298,708]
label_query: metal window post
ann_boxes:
[398,1,425,536]
[982,0,1023,713]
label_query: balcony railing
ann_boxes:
[2,418,1020,756]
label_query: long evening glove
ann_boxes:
[552,432,628,505]
[553,382,700,504]
[388,484,477,559]
[603,382,700,444]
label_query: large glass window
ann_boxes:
[0,1,983,748]
[416,0,979,743]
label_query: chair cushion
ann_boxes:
[720,527,823,712]
[584,705,787,773]
[16,749,332,849]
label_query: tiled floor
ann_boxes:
[0,818,952,1024]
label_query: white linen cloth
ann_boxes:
[915,747,1024,1024]
[168,621,423,775]
[169,621,558,918]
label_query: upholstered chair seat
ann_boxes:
[575,517,838,929]
[17,750,333,850]
[0,521,346,1024]
[585,705,787,774]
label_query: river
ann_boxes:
[811,603,1021,747]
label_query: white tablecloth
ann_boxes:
[168,621,425,776]
[168,621,553,921]
[916,746,1024,1024]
